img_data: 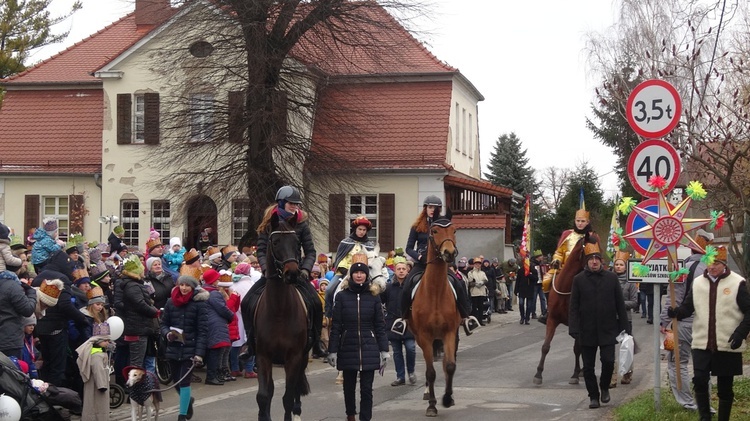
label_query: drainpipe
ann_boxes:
[94,173,103,242]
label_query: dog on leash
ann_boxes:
[124,366,162,421]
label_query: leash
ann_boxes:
[144,360,198,393]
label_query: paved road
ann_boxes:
[108,309,659,421]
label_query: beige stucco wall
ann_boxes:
[0,175,102,241]
[446,75,482,178]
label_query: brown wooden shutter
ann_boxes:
[69,194,85,235]
[378,193,395,252]
[117,94,132,144]
[328,194,345,252]
[228,90,244,143]
[24,195,40,240]
[144,92,160,144]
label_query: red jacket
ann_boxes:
[226,292,241,342]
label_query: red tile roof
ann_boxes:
[310,80,453,170]
[3,12,172,84]
[452,214,507,230]
[0,89,102,174]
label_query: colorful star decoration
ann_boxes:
[623,187,712,268]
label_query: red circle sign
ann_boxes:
[627,79,682,138]
[627,140,681,198]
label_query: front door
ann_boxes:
[186,195,217,252]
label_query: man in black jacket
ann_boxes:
[569,242,628,409]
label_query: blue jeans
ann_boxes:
[229,346,255,372]
[390,338,416,381]
[639,291,654,320]
[518,296,532,321]
[531,284,547,315]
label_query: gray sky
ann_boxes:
[34,0,621,198]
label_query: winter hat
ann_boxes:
[206,246,222,261]
[43,218,58,235]
[234,262,251,275]
[169,237,182,249]
[318,279,329,290]
[146,238,162,253]
[146,257,161,272]
[87,286,106,304]
[183,248,201,265]
[22,314,36,326]
[247,255,259,264]
[88,245,102,263]
[349,262,369,276]
[202,268,220,285]
[113,225,125,235]
[317,253,328,264]
[123,255,145,278]
[38,279,64,306]
[217,270,234,287]
[0,222,9,240]
[90,263,109,284]
[177,275,199,289]
[312,264,321,274]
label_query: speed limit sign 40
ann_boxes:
[627,140,681,198]
[627,79,682,139]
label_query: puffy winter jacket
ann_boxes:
[202,286,234,348]
[0,240,22,272]
[145,271,175,310]
[329,280,388,371]
[226,292,240,342]
[33,270,90,335]
[160,288,209,360]
[31,229,60,265]
[0,271,36,351]
[116,274,159,336]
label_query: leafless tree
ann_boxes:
[537,166,571,212]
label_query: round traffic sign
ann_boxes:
[626,79,682,138]
[627,140,681,198]
[626,198,669,259]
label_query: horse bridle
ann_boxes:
[268,230,299,277]
[428,220,458,263]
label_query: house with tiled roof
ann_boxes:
[0,0,512,259]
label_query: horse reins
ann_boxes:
[551,270,571,296]
[428,221,458,263]
[269,230,299,278]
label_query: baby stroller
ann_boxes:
[0,352,67,421]
[481,295,492,324]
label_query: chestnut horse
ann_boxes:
[409,215,460,417]
[533,233,598,385]
[243,215,309,421]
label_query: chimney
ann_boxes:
[135,0,171,27]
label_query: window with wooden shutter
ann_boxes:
[228,90,245,143]
[117,94,132,144]
[144,92,160,144]
[328,194,345,252]
[69,194,85,236]
[348,195,378,243]
[24,195,40,240]
[378,193,395,251]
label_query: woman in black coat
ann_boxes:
[160,275,208,421]
[328,262,389,421]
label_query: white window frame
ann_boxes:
[232,199,252,245]
[190,93,214,142]
[455,103,460,152]
[42,196,69,241]
[347,194,378,242]
[121,200,140,248]
[133,94,145,144]
[151,200,171,240]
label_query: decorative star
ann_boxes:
[623,189,712,268]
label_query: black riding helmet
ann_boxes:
[423,195,442,217]
[276,185,302,204]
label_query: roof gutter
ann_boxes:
[1,81,101,90]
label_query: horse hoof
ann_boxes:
[442,395,454,408]
[533,377,542,385]
[423,392,430,400]
[426,407,438,417]
[569,377,579,385]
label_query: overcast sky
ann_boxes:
[33,0,621,198]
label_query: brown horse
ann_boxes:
[533,234,598,385]
[243,214,309,421]
[409,215,461,417]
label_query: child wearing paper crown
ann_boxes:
[76,326,112,421]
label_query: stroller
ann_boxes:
[0,352,68,421]
[481,295,492,324]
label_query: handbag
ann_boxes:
[663,330,675,351]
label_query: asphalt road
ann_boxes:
[108,309,659,421]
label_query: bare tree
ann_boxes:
[586,0,750,275]
[537,166,571,212]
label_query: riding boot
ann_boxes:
[718,399,732,421]
[695,392,712,421]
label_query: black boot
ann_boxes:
[695,392,712,421]
[718,399,732,421]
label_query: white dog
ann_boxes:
[126,367,162,421]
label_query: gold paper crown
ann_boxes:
[221,245,238,256]
[87,286,104,301]
[206,246,221,258]
[183,248,201,264]
[715,245,728,264]
[146,238,162,252]
[72,268,89,281]
[351,253,368,265]
[180,264,203,279]
[38,279,64,305]
[218,271,233,284]
[533,249,543,257]
[575,209,590,220]
[583,242,601,257]
[614,250,631,262]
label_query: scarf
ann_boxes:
[276,204,295,220]
[171,287,192,307]
[349,232,369,243]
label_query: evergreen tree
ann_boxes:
[484,132,536,242]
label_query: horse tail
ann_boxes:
[292,366,310,396]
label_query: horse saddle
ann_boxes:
[411,272,458,301]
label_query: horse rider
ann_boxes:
[391,195,479,336]
[241,186,324,358]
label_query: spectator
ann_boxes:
[381,258,417,386]
[230,262,260,378]
[515,261,537,325]
[0,222,23,271]
[610,250,638,387]
[145,257,175,310]
[116,255,159,368]
[108,225,125,257]
[481,259,498,314]
[20,314,40,379]
[218,270,240,381]
[0,270,37,358]
[530,250,548,319]
[569,242,628,409]
[219,246,239,272]
[196,227,215,255]
[468,258,489,326]
[201,269,234,385]
[668,245,750,421]
[75,324,112,421]
[501,258,520,311]
[164,237,186,273]
[31,218,61,271]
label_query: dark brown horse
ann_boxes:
[409,216,461,417]
[533,234,598,385]
[243,215,309,421]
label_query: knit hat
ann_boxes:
[0,222,9,240]
[247,254,259,264]
[43,218,58,235]
[203,268,220,285]
[72,268,90,286]
[183,248,200,265]
[312,264,321,274]
[319,279,329,289]
[146,238,162,253]
[349,262,369,276]
[146,257,161,272]
[90,263,109,283]
[221,245,239,260]
[10,243,27,253]
[169,237,182,249]
[234,262,251,275]
[217,270,233,287]
[317,253,328,264]
[38,279,64,306]
[123,255,145,278]
[206,246,222,261]
[113,225,124,235]
[22,314,36,326]
[87,286,106,304]
[88,243,105,263]
[177,275,199,289]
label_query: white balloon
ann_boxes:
[108,316,124,341]
[0,394,21,421]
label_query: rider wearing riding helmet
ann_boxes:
[242,186,324,358]
[391,195,479,336]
